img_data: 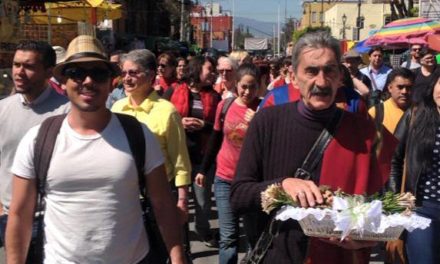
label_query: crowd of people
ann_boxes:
[0,31,439,264]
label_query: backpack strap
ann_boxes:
[374,102,384,130]
[219,97,235,129]
[34,114,67,199]
[115,113,146,195]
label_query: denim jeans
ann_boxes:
[192,163,215,238]
[0,214,41,263]
[406,200,440,264]
[214,176,239,264]
[0,214,7,246]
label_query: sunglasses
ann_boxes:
[218,69,232,74]
[121,70,147,77]
[412,48,421,52]
[64,67,111,83]
[158,64,168,68]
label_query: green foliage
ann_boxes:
[292,26,331,43]
[409,7,419,17]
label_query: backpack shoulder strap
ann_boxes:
[34,114,67,197]
[219,97,235,128]
[115,113,146,194]
[374,102,384,129]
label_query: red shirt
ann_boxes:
[213,99,257,181]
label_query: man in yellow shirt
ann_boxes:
[368,67,414,134]
[111,49,191,222]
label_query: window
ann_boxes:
[312,12,317,23]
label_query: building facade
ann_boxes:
[325,0,392,41]
[190,3,232,51]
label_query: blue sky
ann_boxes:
[200,0,303,23]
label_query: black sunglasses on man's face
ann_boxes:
[63,67,111,83]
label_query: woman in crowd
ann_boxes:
[155,52,178,95]
[412,48,437,104]
[390,69,440,264]
[164,55,221,247]
[176,57,188,82]
[195,64,261,264]
[111,49,192,223]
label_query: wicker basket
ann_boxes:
[298,214,404,241]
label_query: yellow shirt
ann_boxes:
[112,91,191,187]
[368,98,405,134]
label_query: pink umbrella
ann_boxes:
[365,17,440,47]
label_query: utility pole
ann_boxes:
[180,0,185,42]
[210,0,213,48]
[277,4,280,56]
[231,0,235,51]
[356,0,361,40]
[320,0,324,27]
[273,25,276,55]
[342,14,347,40]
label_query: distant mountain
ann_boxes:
[233,17,276,38]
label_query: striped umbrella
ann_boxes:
[365,17,440,47]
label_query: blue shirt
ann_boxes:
[360,65,392,92]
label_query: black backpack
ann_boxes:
[32,113,168,263]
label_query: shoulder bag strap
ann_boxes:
[32,114,66,263]
[295,108,344,182]
[374,103,384,130]
[400,107,416,194]
[34,114,67,204]
[219,97,235,128]
[246,108,344,264]
[115,113,146,196]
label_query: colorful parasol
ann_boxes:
[365,17,440,47]
[19,0,122,25]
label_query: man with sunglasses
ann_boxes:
[6,36,186,264]
[0,40,69,254]
[214,56,237,99]
[401,44,422,70]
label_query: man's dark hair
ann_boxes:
[184,55,216,85]
[368,46,384,56]
[16,40,56,68]
[385,67,415,87]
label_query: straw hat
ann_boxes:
[53,35,120,80]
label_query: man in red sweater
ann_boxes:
[231,31,395,264]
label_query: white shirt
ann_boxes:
[12,114,164,264]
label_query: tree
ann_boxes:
[234,25,254,49]
[282,17,299,45]
[389,0,416,20]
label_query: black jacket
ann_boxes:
[389,109,424,200]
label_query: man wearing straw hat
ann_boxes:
[6,35,186,264]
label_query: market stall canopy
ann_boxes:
[19,0,122,25]
[365,17,440,47]
[427,34,440,52]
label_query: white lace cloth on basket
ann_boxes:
[275,197,431,240]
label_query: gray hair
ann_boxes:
[217,56,238,71]
[121,49,157,72]
[292,31,341,72]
